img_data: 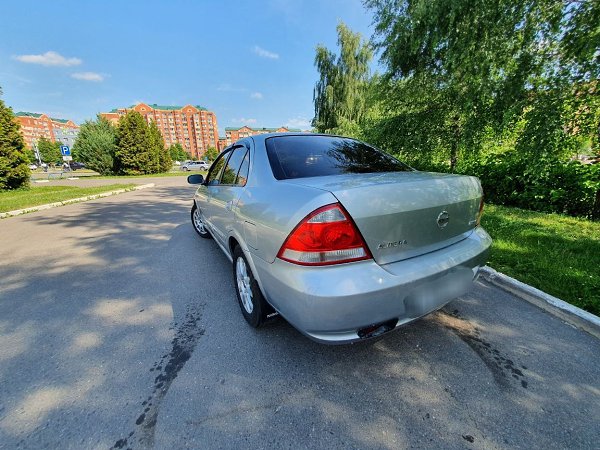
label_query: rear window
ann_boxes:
[265,135,412,180]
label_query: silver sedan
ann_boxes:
[188,133,491,343]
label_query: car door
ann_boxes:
[205,145,250,247]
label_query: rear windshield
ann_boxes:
[265,135,412,180]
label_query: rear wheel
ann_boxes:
[191,203,211,239]
[233,246,268,328]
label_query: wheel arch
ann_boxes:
[228,233,270,303]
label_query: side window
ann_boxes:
[221,147,247,185]
[235,150,250,186]
[206,150,230,185]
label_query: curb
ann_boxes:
[480,266,600,339]
[0,183,155,219]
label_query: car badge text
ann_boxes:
[378,240,408,249]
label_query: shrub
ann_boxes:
[0,97,29,190]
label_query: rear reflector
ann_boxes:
[277,203,372,266]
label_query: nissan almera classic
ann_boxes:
[188,133,491,343]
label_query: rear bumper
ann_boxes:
[253,227,492,343]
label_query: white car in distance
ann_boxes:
[181,161,210,171]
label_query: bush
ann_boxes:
[457,152,600,220]
[0,97,29,190]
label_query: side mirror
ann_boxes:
[187,174,204,185]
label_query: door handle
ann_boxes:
[225,200,233,211]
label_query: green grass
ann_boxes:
[0,184,137,213]
[481,204,600,315]
[88,170,202,179]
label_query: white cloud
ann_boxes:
[285,117,312,129]
[14,51,82,67]
[71,72,104,82]
[253,46,279,59]
[250,92,263,100]
[233,118,257,125]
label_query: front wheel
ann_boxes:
[191,203,211,239]
[233,246,268,328]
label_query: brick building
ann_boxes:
[224,126,301,147]
[14,112,79,149]
[101,103,219,159]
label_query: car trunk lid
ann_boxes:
[285,172,483,265]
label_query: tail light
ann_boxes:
[476,196,484,226]
[277,203,372,266]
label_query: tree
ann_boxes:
[312,22,373,135]
[365,0,600,168]
[203,146,219,162]
[72,116,117,175]
[149,120,172,172]
[0,92,29,190]
[114,111,156,175]
[37,137,62,164]
[169,143,189,162]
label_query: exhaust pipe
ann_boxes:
[357,319,399,339]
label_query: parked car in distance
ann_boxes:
[70,162,85,170]
[28,164,38,170]
[181,161,210,171]
[188,133,491,344]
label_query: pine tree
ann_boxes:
[73,115,117,175]
[0,94,29,190]
[114,111,153,175]
[149,120,171,173]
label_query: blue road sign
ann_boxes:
[60,145,71,156]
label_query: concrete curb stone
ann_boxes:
[0,183,155,219]
[480,266,600,339]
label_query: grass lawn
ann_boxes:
[0,184,137,213]
[481,204,600,316]
[88,170,201,179]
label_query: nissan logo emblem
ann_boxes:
[437,210,450,228]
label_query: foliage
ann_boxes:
[37,137,62,164]
[115,111,162,175]
[482,204,600,315]
[169,143,189,162]
[203,146,219,162]
[312,22,373,135]
[72,116,117,175]
[458,152,600,219]
[362,0,599,169]
[149,121,171,172]
[0,95,29,190]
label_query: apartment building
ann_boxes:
[14,112,79,149]
[224,126,301,147]
[101,103,219,159]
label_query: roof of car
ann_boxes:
[249,132,328,144]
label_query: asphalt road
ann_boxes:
[0,176,598,450]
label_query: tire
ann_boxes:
[191,203,212,239]
[233,246,268,328]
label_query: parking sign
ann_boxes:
[60,145,71,156]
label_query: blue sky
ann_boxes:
[0,0,377,135]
